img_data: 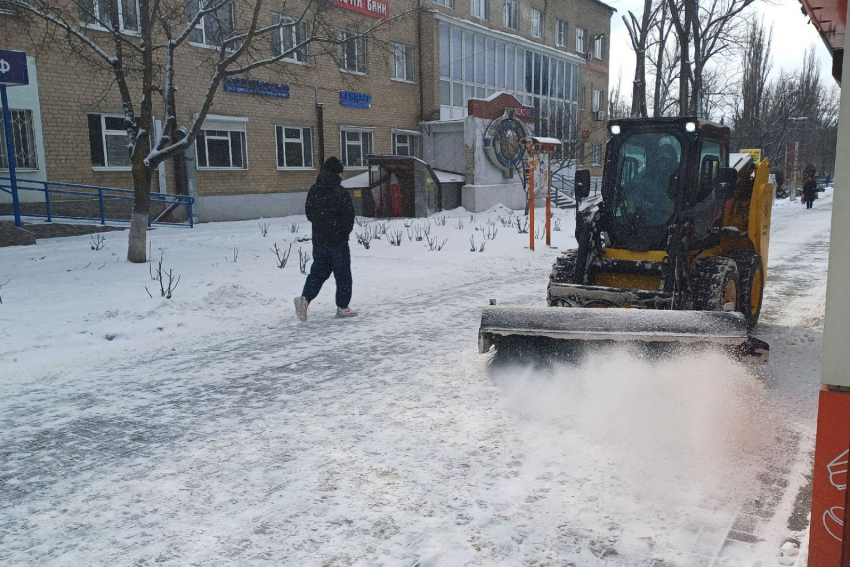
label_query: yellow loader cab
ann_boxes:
[479,117,773,363]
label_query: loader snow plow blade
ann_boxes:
[478,306,769,364]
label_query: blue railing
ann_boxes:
[0,177,194,228]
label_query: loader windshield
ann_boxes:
[609,133,683,248]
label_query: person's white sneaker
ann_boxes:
[294,297,309,322]
[336,307,358,318]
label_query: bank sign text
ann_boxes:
[333,0,389,19]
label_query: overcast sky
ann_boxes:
[607,0,834,99]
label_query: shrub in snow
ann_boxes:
[146,252,181,299]
[426,235,448,251]
[469,236,485,252]
[515,216,530,234]
[289,223,300,233]
[298,248,311,274]
[455,219,465,230]
[271,243,292,269]
[356,230,372,249]
[0,278,8,304]
[90,234,106,251]
[554,218,562,232]
[258,222,270,237]
[355,217,367,228]
[388,231,403,246]
[483,222,498,241]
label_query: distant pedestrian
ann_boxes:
[294,157,358,321]
[802,175,817,209]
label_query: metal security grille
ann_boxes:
[0,109,38,171]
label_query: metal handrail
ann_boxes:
[0,177,194,228]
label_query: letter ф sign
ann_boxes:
[330,0,389,19]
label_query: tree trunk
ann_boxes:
[632,52,647,117]
[127,157,152,263]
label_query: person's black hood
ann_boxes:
[315,170,341,190]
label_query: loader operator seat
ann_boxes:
[625,142,679,226]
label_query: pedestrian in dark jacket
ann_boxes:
[802,175,817,209]
[294,157,358,321]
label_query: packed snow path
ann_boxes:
[0,194,834,566]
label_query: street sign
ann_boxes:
[740,148,762,163]
[0,49,29,87]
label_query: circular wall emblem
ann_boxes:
[484,109,529,178]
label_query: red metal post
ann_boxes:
[528,154,535,251]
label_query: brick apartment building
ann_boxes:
[0,0,612,222]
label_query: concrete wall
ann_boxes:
[422,120,465,174]
[820,31,850,389]
[196,192,307,223]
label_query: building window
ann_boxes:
[575,27,586,53]
[591,144,602,166]
[577,141,585,164]
[503,0,518,29]
[433,0,454,7]
[195,117,247,170]
[79,0,140,32]
[0,110,38,171]
[340,128,373,168]
[275,126,313,169]
[556,20,567,47]
[187,0,234,47]
[87,113,131,170]
[339,31,367,74]
[273,16,308,63]
[390,42,415,82]
[592,88,602,112]
[531,9,544,39]
[594,35,605,59]
[392,132,420,157]
[471,0,488,20]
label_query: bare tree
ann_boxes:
[8,0,414,262]
[665,0,756,116]
[623,0,661,117]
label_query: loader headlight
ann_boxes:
[610,125,621,135]
[685,121,697,132]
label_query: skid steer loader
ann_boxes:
[479,117,774,363]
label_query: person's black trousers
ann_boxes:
[301,243,353,308]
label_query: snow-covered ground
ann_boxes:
[0,192,834,566]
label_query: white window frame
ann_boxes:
[433,0,454,7]
[556,20,567,47]
[339,31,368,75]
[194,115,249,171]
[575,27,586,53]
[592,88,602,112]
[594,35,604,59]
[471,0,488,20]
[340,127,374,169]
[591,144,602,166]
[275,125,314,170]
[275,17,308,64]
[0,109,39,172]
[392,130,421,157]
[531,9,544,39]
[92,113,132,172]
[390,42,415,82]
[188,0,235,48]
[503,0,518,29]
[79,0,141,33]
